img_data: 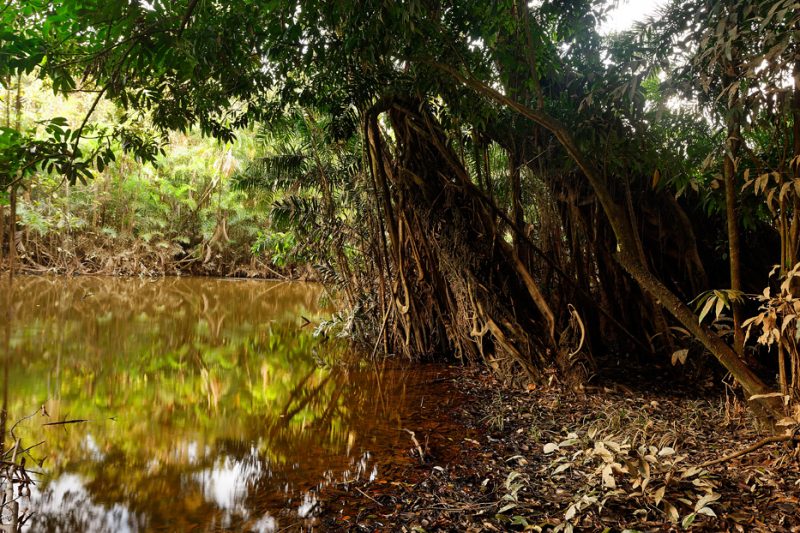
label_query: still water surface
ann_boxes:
[1,276,450,532]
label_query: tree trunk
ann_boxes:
[2,78,8,270]
[788,59,800,279]
[4,77,10,127]
[793,59,800,183]
[0,200,5,267]
[724,114,744,354]
[510,148,526,255]
[8,187,16,275]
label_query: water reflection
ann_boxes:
[0,276,442,532]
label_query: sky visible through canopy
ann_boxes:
[601,0,666,34]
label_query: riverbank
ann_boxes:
[0,242,313,279]
[316,367,800,532]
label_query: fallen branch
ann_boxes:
[699,434,800,468]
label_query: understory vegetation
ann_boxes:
[2,0,800,521]
[0,77,320,277]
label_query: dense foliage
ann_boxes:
[1,0,800,424]
[0,76,322,276]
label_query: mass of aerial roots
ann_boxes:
[348,98,608,387]
[333,97,735,394]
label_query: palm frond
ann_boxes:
[232,153,309,191]
[270,194,322,231]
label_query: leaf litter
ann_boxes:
[317,367,800,532]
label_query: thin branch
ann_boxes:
[178,0,200,37]
[6,407,42,441]
[699,434,799,468]
[47,28,172,72]
[42,418,88,426]
[355,487,384,507]
[0,0,14,16]
[72,85,107,147]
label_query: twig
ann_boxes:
[276,522,301,533]
[699,434,799,468]
[42,418,88,426]
[20,438,47,455]
[415,501,496,512]
[8,406,44,438]
[7,407,43,441]
[402,428,425,464]
[72,85,107,147]
[355,486,384,507]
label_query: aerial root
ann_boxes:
[567,304,585,358]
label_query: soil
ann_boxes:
[316,366,800,532]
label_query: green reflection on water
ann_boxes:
[1,276,417,532]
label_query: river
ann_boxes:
[0,276,455,532]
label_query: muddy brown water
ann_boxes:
[0,276,461,532]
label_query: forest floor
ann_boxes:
[317,365,800,532]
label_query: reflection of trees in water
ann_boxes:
[3,276,425,531]
[6,275,321,329]
[25,363,420,532]
[265,364,408,459]
[6,276,324,413]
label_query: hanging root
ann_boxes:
[557,303,593,387]
[567,304,586,358]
